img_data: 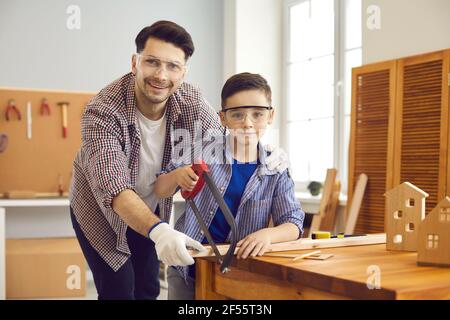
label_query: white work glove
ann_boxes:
[264,144,290,173]
[148,222,207,266]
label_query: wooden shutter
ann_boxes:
[348,61,397,233]
[393,50,450,216]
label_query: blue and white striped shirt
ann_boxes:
[162,135,305,278]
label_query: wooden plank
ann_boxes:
[345,173,368,234]
[319,180,341,232]
[308,168,337,236]
[190,233,386,258]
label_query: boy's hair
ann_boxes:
[221,72,272,108]
[135,20,195,60]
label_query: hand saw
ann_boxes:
[181,160,238,273]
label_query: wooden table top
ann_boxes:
[200,244,450,299]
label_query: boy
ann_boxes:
[154,72,305,299]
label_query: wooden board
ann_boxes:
[345,173,368,234]
[190,233,386,258]
[319,180,341,231]
[308,168,337,236]
[0,87,95,195]
[264,252,334,260]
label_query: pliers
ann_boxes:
[40,98,51,116]
[181,160,238,273]
[5,99,21,121]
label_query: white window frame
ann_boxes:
[282,0,361,194]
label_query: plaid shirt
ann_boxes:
[164,138,305,279]
[69,72,222,271]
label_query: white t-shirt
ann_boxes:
[135,109,167,212]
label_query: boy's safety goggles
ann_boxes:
[221,106,273,123]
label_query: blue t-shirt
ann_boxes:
[188,159,258,278]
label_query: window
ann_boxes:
[283,0,362,192]
[393,234,402,244]
[406,223,414,232]
[439,207,450,223]
[427,234,439,249]
[393,210,403,220]
[406,198,415,207]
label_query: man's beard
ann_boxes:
[141,76,174,104]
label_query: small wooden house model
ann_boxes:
[384,182,428,251]
[417,197,450,267]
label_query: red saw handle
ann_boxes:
[181,160,209,200]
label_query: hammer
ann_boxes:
[0,133,8,153]
[57,102,69,138]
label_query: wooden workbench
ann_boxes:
[195,244,450,300]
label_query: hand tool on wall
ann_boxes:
[57,102,69,138]
[40,98,51,116]
[58,174,64,196]
[0,133,8,153]
[182,160,238,273]
[26,102,32,140]
[5,99,21,121]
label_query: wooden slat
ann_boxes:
[319,180,341,231]
[308,169,337,236]
[189,234,387,258]
[345,173,368,235]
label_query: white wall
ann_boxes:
[362,0,450,63]
[0,0,223,107]
[0,0,223,239]
[224,0,282,146]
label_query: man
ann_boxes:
[69,20,288,300]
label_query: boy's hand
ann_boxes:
[236,228,272,259]
[174,165,199,192]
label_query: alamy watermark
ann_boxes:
[366,265,381,290]
[66,5,81,30]
[366,5,381,30]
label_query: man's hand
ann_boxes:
[236,228,272,259]
[174,166,199,192]
[264,144,290,173]
[149,222,206,266]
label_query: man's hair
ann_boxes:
[221,72,272,108]
[135,20,195,60]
